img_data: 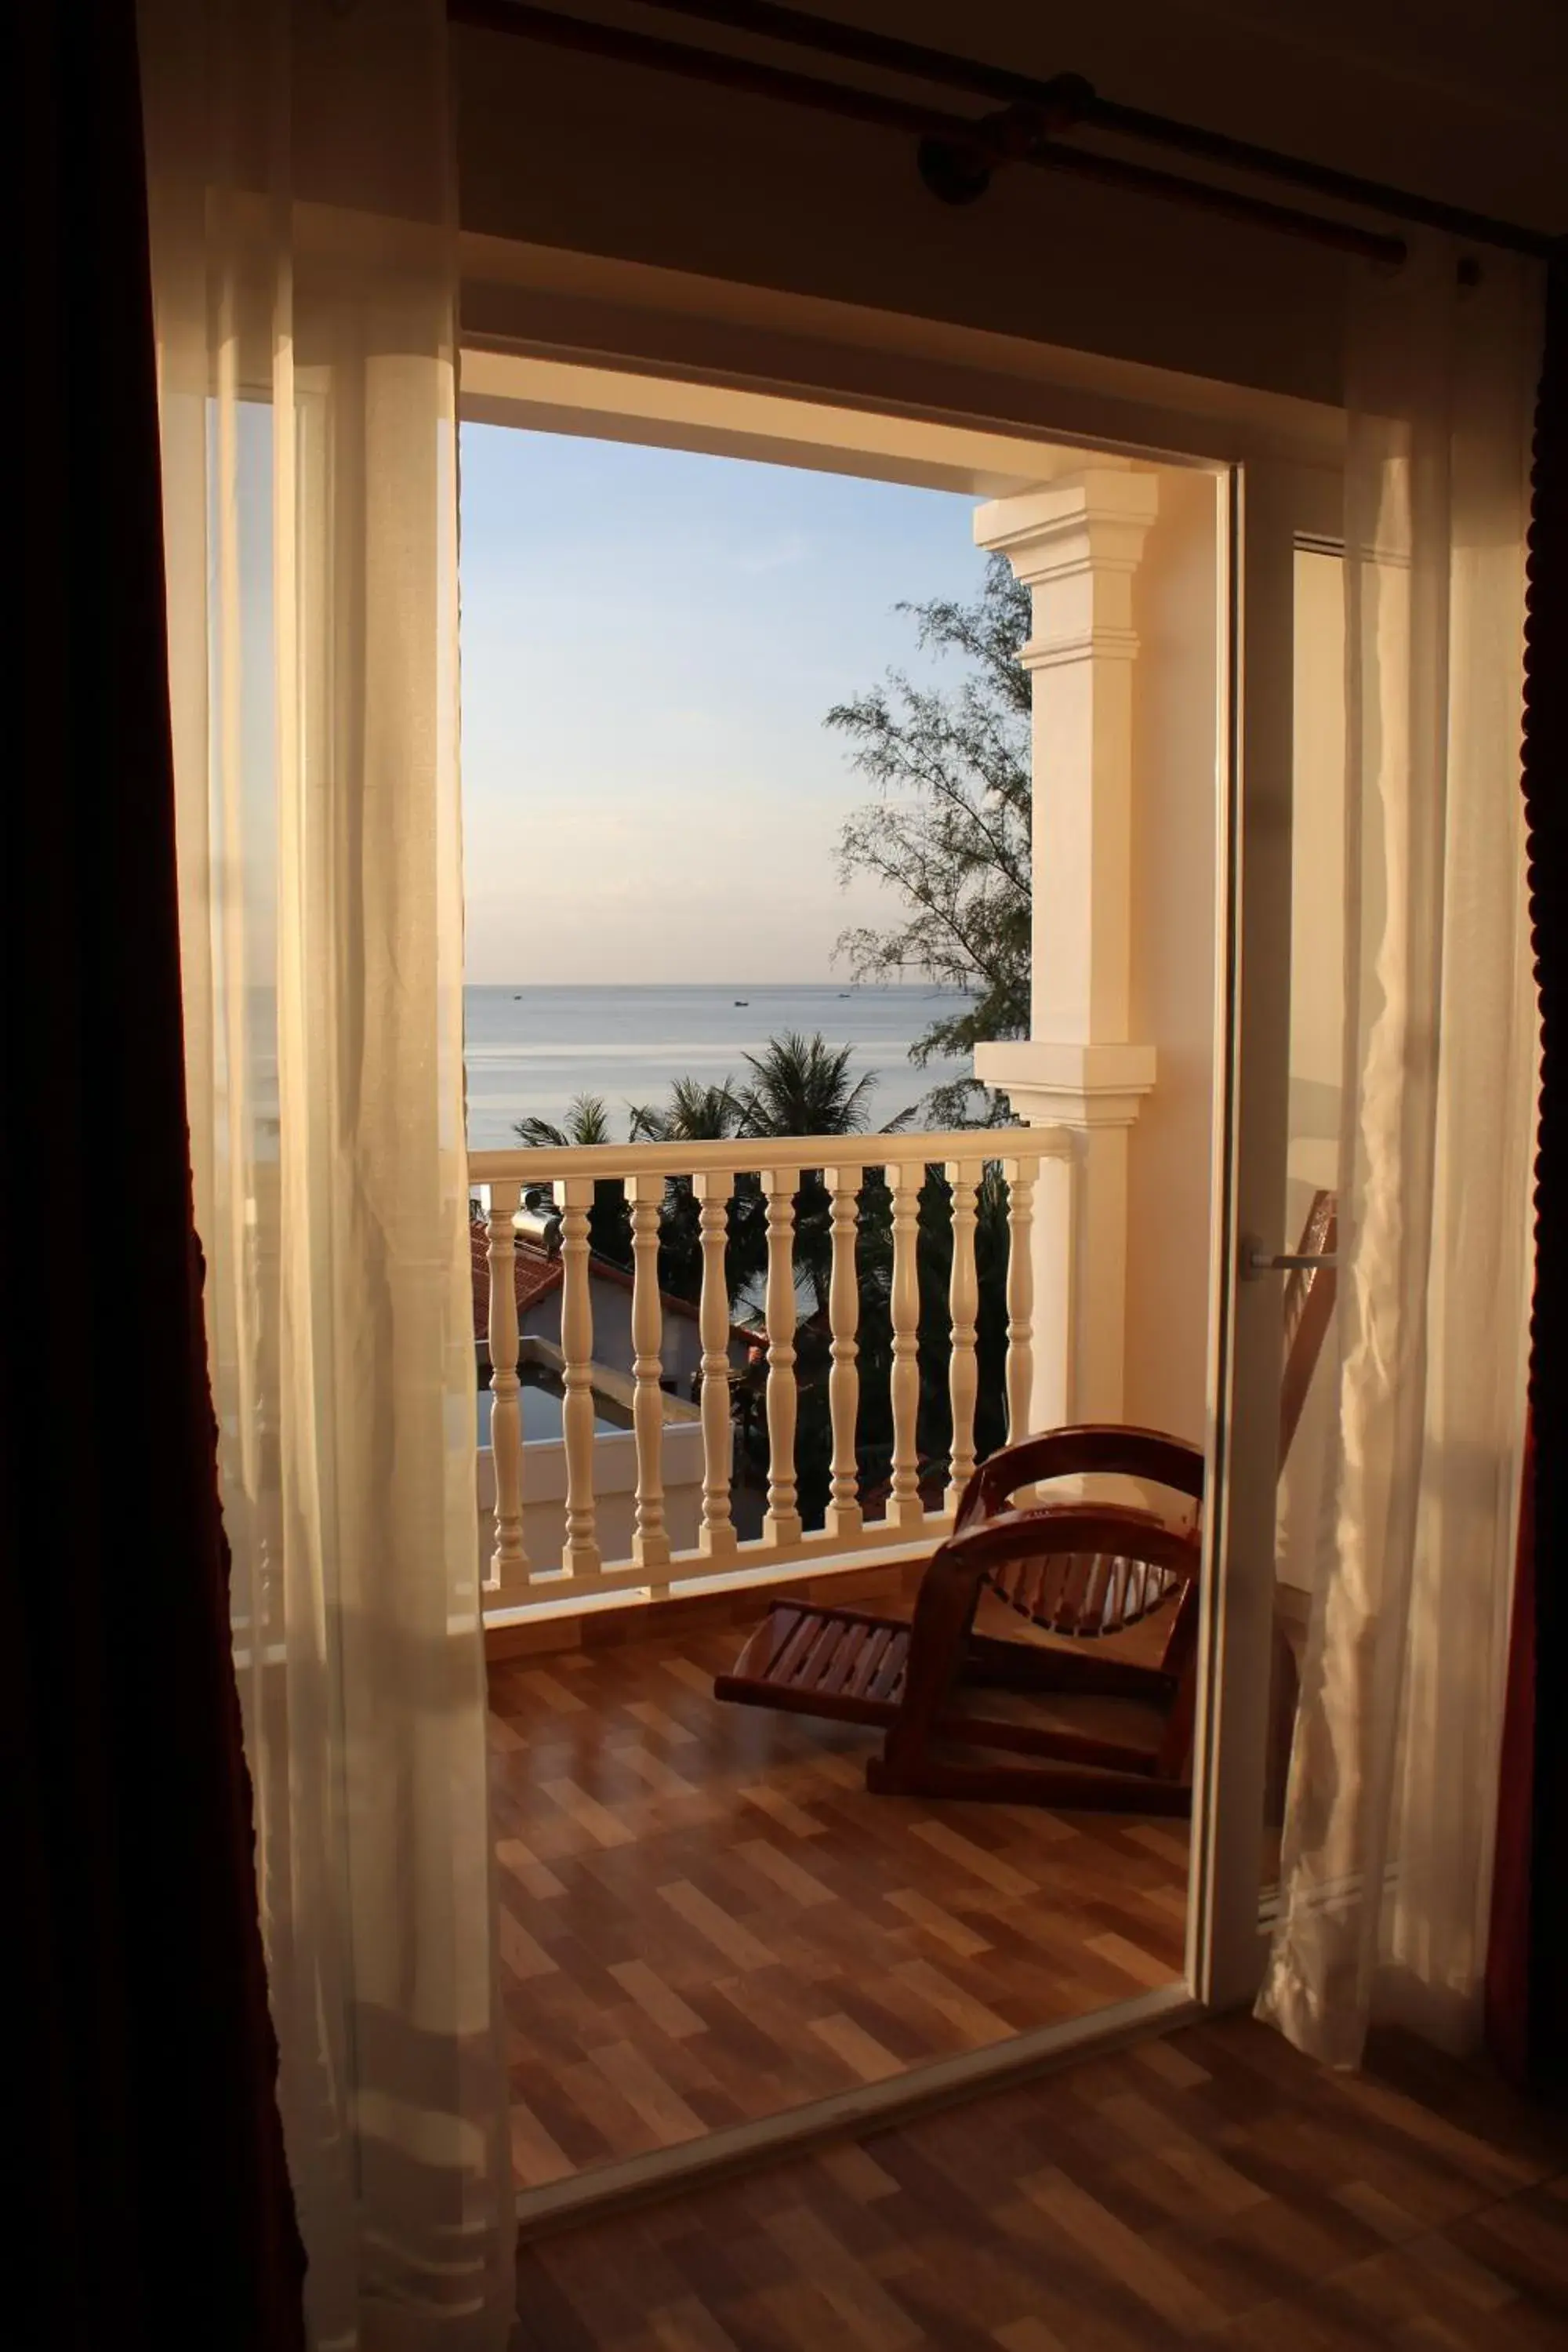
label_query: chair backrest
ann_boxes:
[971,1427,1204,1640]
[978,1189,1339,1642]
[980,1507,1200,1640]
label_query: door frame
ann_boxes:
[456,267,1347,2221]
[1186,457,1342,2010]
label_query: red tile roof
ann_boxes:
[470,1221,561,1342]
[469,1219,709,1345]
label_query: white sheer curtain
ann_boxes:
[1258,237,1541,2067]
[140,2,513,2341]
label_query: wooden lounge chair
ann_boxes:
[715,1191,1338,1813]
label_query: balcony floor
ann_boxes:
[488,1581,1189,2194]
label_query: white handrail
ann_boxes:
[469,1125,1070,1185]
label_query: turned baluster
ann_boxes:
[691,1170,738,1560]
[1003,1154,1038,1443]
[555,1175,601,1578]
[886,1158,924,1530]
[485,1180,529,1586]
[626,1173,670,1573]
[822,1164,863,1540]
[946,1159,982,1513]
[761,1166,802,1546]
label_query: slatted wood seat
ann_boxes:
[717,1191,1338,1813]
[725,1604,912,1723]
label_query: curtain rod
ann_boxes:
[620,0,1557,263]
[449,0,1409,267]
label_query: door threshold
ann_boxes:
[514,1980,1199,2241]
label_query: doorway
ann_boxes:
[459,344,1323,2220]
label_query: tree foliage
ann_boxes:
[510,1033,912,1312]
[513,1094,615,1149]
[628,1078,746,1144]
[735,1030,916,1141]
[828,553,1031,1125]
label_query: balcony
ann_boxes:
[470,1126,1202,2211]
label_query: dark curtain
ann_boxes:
[10,5,307,2342]
[1491,241,1568,2103]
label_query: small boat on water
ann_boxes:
[734,998,749,1006]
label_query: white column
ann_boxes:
[974,470,1159,1428]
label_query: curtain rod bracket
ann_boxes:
[918,79,1094,206]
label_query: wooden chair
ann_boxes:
[715,1191,1338,1813]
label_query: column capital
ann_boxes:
[976,472,1158,670]
[975,1039,1156,1130]
[974,470,1160,582]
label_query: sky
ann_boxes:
[458,424,991,984]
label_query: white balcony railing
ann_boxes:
[469,1128,1067,1612]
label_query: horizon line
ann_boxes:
[463,977,961,991]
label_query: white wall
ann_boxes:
[1122,466,1221,1446]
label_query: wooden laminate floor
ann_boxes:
[514,2013,1568,2349]
[489,1589,1189,2194]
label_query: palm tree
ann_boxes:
[513,1093,614,1149]
[512,1080,755,1302]
[720,1034,912,1328]
[629,1078,746,1143]
[627,1078,756,1304]
[735,1031,917,1139]
[511,1094,629,1265]
[696,1036,902,1526]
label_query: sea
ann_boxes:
[463,982,976,1149]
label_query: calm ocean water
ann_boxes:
[463,982,975,1149]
